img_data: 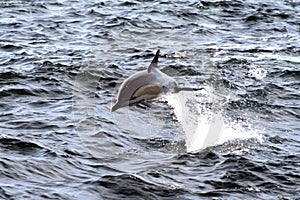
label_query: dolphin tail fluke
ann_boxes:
[173,87,204,93]
[148,49,160,73]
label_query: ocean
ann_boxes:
[0,0,299,199]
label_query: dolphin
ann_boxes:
[111,49,203,112]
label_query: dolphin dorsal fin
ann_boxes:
[148,49,160,73]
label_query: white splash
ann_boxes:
[247,66,267,81]
[165,86,262,153]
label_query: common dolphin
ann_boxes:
[111,49,202,112]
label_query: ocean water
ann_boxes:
[0,0,299,199]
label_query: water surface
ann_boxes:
[0,0,299,199]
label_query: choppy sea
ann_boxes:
[0,0,299,199]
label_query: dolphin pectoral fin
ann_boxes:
[129,96,144,106]
[147,49,160,73]
[136,100,152,110]
[173,87,204,93]
[111,98,148,112]
[140,100,152,108]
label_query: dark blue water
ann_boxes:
[0,0,299,199]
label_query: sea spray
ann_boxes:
[165,86,263,152]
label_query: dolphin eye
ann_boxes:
[162,85,168,93]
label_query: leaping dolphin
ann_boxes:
[111,49,202,112]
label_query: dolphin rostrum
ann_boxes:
[111,49,203,112]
